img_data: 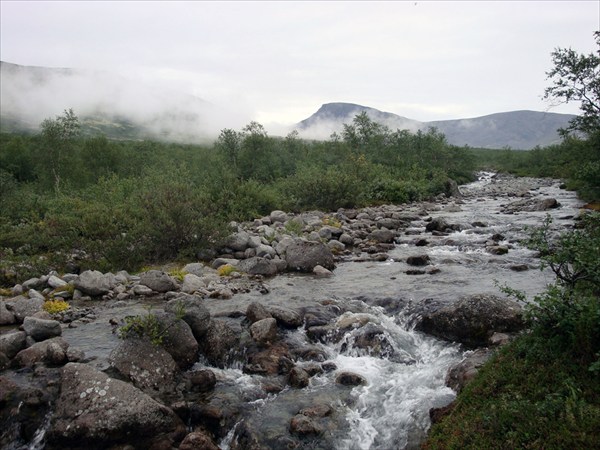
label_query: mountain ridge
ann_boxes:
[297,102,575,149]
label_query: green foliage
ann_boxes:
[217,264,238,277]
[43,299,70,314]
[543,31,600,136]
[118,303,185,346]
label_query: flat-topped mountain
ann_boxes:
[297,102,575,149]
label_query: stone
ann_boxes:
[0,301,16,325]
[22,316,62,341]
[132,284,154,296]
[73,270,111,296]
[415,294,524,348]
[200,320,240,367]
[406,255,431,266]
[165,296,211,340]
[14,337,69,367]
[285,239,335,272]
[149,311,199,369]
[236,257,279,276]
[5,295,44,322]
[182,263,205,277]
[288,367,310,388]
[335,371,367,386]
[268,306,303,328]
[290,414,322,436]
[48,363,183,449]
[0,331,27,359]
[446,349,492,393]
[368,229,395,243]
[181,273,206,294]
[139,270,179,293]
[270,210,288,223]
[189,369,217,392]
[179,431,219,450]
[110,337,179,393]
[425,217,450,232]
[246,302,272,324]
[47,275,67,289]
[313,265,333,277]
[226,230,251,251]
[250,318,278,345]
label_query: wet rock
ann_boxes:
[268,306,303,329]
[290,414,322,436]
[149,312,199,369]
[288,367,310,388]
[425,217,449,232]
[503,197,560,213]
[73,270,112,296]
[179,431,220,450]
[244,343,290,375]
[313,265,334,277]
[487,245,509,255]
[165,296,211,340]
[246,301,272,324]
[335,371,367,386]
[109,337,179,394]
[189,369,217,392]
[250,318,279,345]
[48,363,183,449]
[446,348,492,393]
[406,254,430,266]
[201,319,240,367]
[189,392,243,439]
[284,239,335,272]
[510,264,529,272]
[139,270,179,293]
[4,295,44,322]
[0,331,27,359]
[14,337,69,367]
[415,294,524,348]
[22,316,62,341]
[348,322,396,359]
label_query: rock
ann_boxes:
[236,257,279,276]
[368,229,395,243]
[425,217,450,232]
[181,273,206,294]
[444,178,462,198]
[0,331,27,359]
[47,275,67,289]
[110,337,179,394]
[139,270,179,293]
[446,349,492,393]
[5,295,44,322]
[244,344,291,376]
[268,306,303,328]
[503,197,560,213]
[288,367,310,388]
[335,371,367,386]
[22,277,46,290]
[132,284,154,296]
[27,289,45,302]
[182,262,205,277]
[165,296,211,340]
[14,337,69,367]
[270,210,288,223]
[406,255,430,266]
[179,431,220,450]
[284,239,335,272]
[74,270,111,296]
[201,320,240,367]
[151,312,199,369]
[415,294,524,348]
[246,302,272,324]
[313,265,333,277]
[22,316,62,341]
[487,245,509,255]
[226,230,251,251]
[0,301,16,325]
[48,363,183,449]
[189,369,217,392]
[348,323,396,359]
[250,318,279,345]
[290,414,322,436]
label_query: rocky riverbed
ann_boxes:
[0,173,586,450]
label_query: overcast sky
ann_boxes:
[1,1,598,129]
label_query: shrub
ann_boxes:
[217,264,237,277]
[43,299,70,314]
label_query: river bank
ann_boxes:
[0,173,585,449]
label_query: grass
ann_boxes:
[423,331,600,449]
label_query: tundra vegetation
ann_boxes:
[0,32,598,449]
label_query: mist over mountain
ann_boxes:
[297,102,576,150]
[0,61,249,142]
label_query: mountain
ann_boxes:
[0,61,247,142]
[297,102,576,149]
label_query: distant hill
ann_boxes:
[297,102,576,150]
[0,61,246,142]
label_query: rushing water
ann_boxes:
[56,173,584,449]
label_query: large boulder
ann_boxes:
[225,230,251,251]
[415,294,524,348]
[153,312,199,369]
[284,239,335,272]
[0,331,27,359]
[74,270,112,296]
[48,363,183,448]
[109,337,179,394]
[23,316,62,341]
[236,256,279,276]
[14,337,70,367]
[446,348,492,393]
[200,320,240,367]
[165,296,211,340]
[0,301,16,325]
[181,273,206,294]
[138,270,179,293]
[4,295,44,322]
[250,318,279,346]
